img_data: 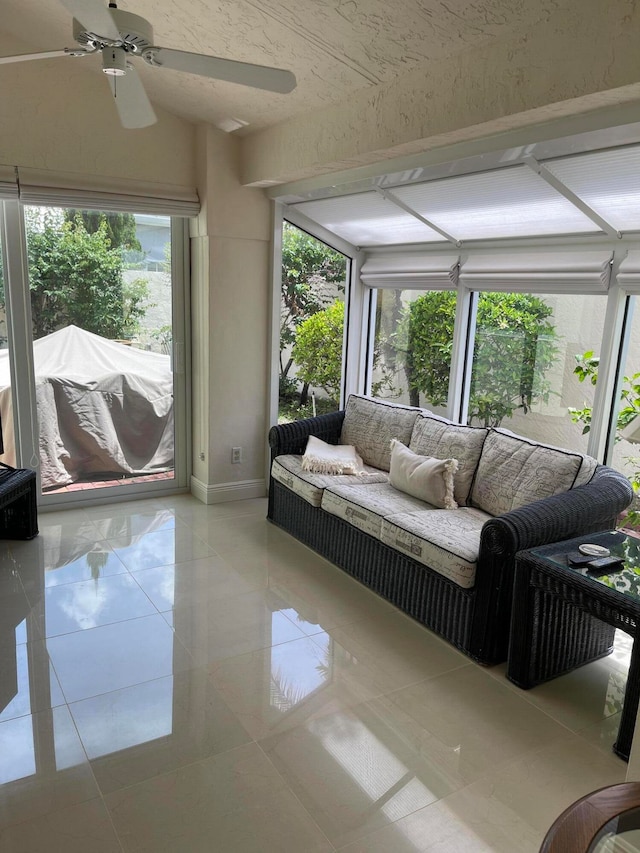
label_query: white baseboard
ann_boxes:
[190,476,267,505]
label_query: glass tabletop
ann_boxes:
[534,531,640,603]
[589,805,640,851]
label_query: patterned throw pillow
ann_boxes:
[389,439,459,509]
[301,435,365,475]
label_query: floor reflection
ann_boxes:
[270,625,331,714]
[0,497,632,852]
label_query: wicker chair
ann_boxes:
[0,465,38,540]
[0,413,38,540]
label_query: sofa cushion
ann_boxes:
[321,482,433,538]
[271,455,388,508]
[409,415,488,506]
[302,436,364,475]
[340,395,421,471]
[389,440,458,509]
[380,508,491,589]
[470,428,599,516]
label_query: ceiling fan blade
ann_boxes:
[0,50,71,65]
[107,64,157,129]
[59,0,120,41]
[146,48,296,94]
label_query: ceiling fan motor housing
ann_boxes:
[72,8,154,53]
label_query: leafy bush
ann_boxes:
[292,300,345,406]
[569,351,640,523]
[403,291,455,408]
[25,210,148,340]
[280,223,346,383]
[64,210,142,251]
[569,351,640,435]
[402,291,558,426]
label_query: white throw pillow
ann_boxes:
[389,439,459,509]
[301,435,365,475]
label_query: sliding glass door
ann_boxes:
[0,201,188,504]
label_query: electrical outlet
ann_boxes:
[231,447,242,464]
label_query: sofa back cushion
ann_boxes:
[409,414,488,506]
[341,395,421,471]
[470,428,598,516]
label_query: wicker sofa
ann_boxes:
[267,395,634,665]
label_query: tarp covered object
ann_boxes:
[0,325,174,489]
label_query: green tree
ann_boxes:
[281,223,346,385]
[569,351,640,435]
[122,276,151,340]
[403,291,455,408]
[401,291,558,426]
[26,209,147,339]
[569,351,640,520]
[470,293,558,427]
[64,210,142,251]
[292,300,345,406]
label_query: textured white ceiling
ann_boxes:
[0,0,567,134]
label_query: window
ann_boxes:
[0,240,5,348]
[467,292,608,453]
[371,288,453,417]
[611,299,640,494]
[279,222,348,422]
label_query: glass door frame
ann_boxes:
[0,200,191,508]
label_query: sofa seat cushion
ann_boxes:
[409,414,488,506]
[271,455,388,508]
[470,428,599,516]
[321,482,433,538]
[340,394,422,471]
[380,508,491,589]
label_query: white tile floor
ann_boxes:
[0,495,631,851]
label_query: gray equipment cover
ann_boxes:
[0,325,173,489]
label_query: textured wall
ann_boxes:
[241,0,640,185]
[0,34,196,189]
[190,125,271,496]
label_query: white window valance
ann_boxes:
[615,251,640,294]
[459,250,613,293]
[17,168,200,217]
[0,165,19,201]
[360,253,459,289]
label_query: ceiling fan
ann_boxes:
[0,0,297,129]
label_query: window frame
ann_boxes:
[269,205,361,437]
[278,202,640,469]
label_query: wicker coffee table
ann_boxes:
[507,530,640,761]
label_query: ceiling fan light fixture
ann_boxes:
[1,0,297,130]
[102,46,127,76]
